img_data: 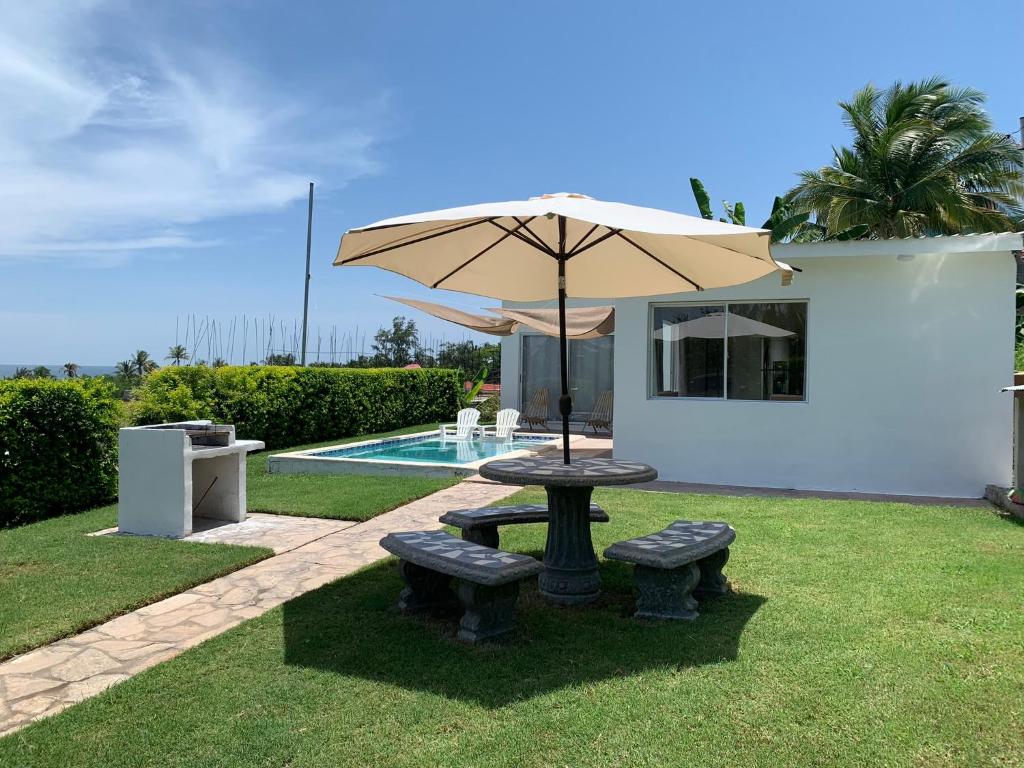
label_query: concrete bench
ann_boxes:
[439,503,608,548]
[380,530,543,643]
[604,521,735,620]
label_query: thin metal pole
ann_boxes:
[557,215,571,464]
[300,182,314,366]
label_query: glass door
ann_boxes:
[521,335,562,422]
[520,335,615,424]
[569,336,614,422]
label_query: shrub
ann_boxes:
[0,379,121,527]
[134,366,462,449]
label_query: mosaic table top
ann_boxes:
[479,457,657,487]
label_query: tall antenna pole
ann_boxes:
[300,181,314,366]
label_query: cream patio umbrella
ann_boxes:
[336,192,793,463]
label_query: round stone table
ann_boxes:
[479,457,658,605]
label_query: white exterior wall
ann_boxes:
[502,239,1018,497]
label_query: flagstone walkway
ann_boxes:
[0,479,521,737]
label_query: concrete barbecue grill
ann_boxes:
[118,420,264,538]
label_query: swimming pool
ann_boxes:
[315,436,548,463]
[267,430,572,478]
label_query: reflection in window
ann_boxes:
[649,302,807,401]
[651,305,724,398]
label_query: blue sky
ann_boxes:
[2,0,1021,365]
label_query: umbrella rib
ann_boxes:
[565,227,621,259]
[431,218,533,289]
[566,223,600,254]
[613,231,704,290]
[512,217,554,255]
[487,219,557,257]
[339,218,493,263]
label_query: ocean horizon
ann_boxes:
[0,364,117,380]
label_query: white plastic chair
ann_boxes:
[440,408,482,440]
[481,409,520,441]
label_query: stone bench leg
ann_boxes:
[456,580,521,643]
[396,560,459,615]
[633,562,700,620]
[461,526,499,549]
[694,547,731,599]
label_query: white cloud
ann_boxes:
[0,0,386,261]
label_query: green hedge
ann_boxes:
[134,366,462,449]
[0,379,121,527]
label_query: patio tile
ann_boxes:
[49,648,121,683]
[2,675,64,701]
[0,646,79,676]
[61,673,130,701]
[9,694,62,717]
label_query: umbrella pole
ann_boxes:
[557,216,571,464]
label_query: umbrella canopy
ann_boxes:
[384,295,518,335]
[491,306,615,340]
[383,296,615,339]
[653,311,795,340]
[337,193,792,463]
[337,193,789,299]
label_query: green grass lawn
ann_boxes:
[0,424,456,661]
[4,489,1022,767]
[246,424,458,521]
[0,506,270,661]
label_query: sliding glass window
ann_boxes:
[649,301,807,401]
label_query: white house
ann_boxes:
[501,233,1022,498]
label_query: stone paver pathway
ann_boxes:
[0,480,521,737]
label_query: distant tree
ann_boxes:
[413,345,436,368]
[436,340,502,381]
[63,362,79,379]
[342,355,375,369]
[478,342,501,381]
[114,361,135,379]
[132,350,158,376]
[166,344,189,366]
[264,352,296,365]
[12,366,32,379]
[371,316,419,367]
[788,78,1024,238]
[212,357,228,367]
[31,366,53,379]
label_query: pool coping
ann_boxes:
[267,429,581,478]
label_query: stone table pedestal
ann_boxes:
[480,457,657,605]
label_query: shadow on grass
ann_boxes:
[283,557,765,708]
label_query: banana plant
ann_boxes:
[461,366,489,407]
[692,179,869,243]
[690,178,745,225]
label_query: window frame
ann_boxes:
[646,298,810,404]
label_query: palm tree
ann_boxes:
[166,344,189,366]
[114,360,135,379]
[131,350,158,376]
[788,78,1024,238]
[63,363,79,379]
[12,366,32,379]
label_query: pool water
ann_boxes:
[313,436,546,465]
